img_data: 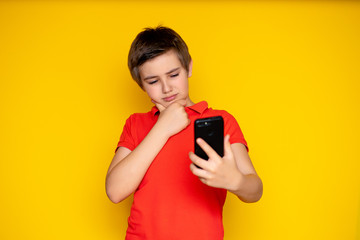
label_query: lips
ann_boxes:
[163,94,178,102]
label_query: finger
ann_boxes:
[151,99,166,112]
[223,134,233,157]
[199,178,207,185]
[196,138,220,160]
[189,163,210,179]
[198,177,208,186]
[189,152,209,170]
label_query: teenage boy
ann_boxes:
[106,26,263,240]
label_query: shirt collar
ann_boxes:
[187,101,208,114]
[151,101,208,116]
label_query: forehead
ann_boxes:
[139,50,183,78]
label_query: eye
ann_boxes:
[170,73,179,78]
[148,80,158,85]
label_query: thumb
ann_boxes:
[223,134,233,157]
[152,99,166,112]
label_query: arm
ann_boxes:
[189,135,263,203]
[228,142,263,202]
[106,102,190,203]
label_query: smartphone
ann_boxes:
[194,116,224,160]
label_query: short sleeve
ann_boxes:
[222,111,249,152]
[116,115,136,152]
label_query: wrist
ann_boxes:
[151,121,172,141]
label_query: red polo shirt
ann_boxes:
[117,101,247,240]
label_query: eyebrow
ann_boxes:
[143,67,180,81]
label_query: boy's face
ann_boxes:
[139,49,193,108]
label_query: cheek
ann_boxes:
[179,79,189,91]
[144,87,159,99]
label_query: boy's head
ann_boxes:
[128,26,192,88]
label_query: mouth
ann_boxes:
[163,94,178,102]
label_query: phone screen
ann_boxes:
[194,116,224,160]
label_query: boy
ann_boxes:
[106,26,263,240]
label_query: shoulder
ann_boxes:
[126,107,155,120]
[123,108,156,128]
[204,107,236,122]
[203,107,242,132]
[207,107,247,147]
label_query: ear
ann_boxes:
[187,59,193,78]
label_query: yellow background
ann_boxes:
[1,1,359,239]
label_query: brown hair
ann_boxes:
[128,26,192,88]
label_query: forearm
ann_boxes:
[106,124,169,203]
[230,173,263,203]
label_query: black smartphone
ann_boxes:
[194,116,224,160]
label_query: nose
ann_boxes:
[161,80,172,94]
